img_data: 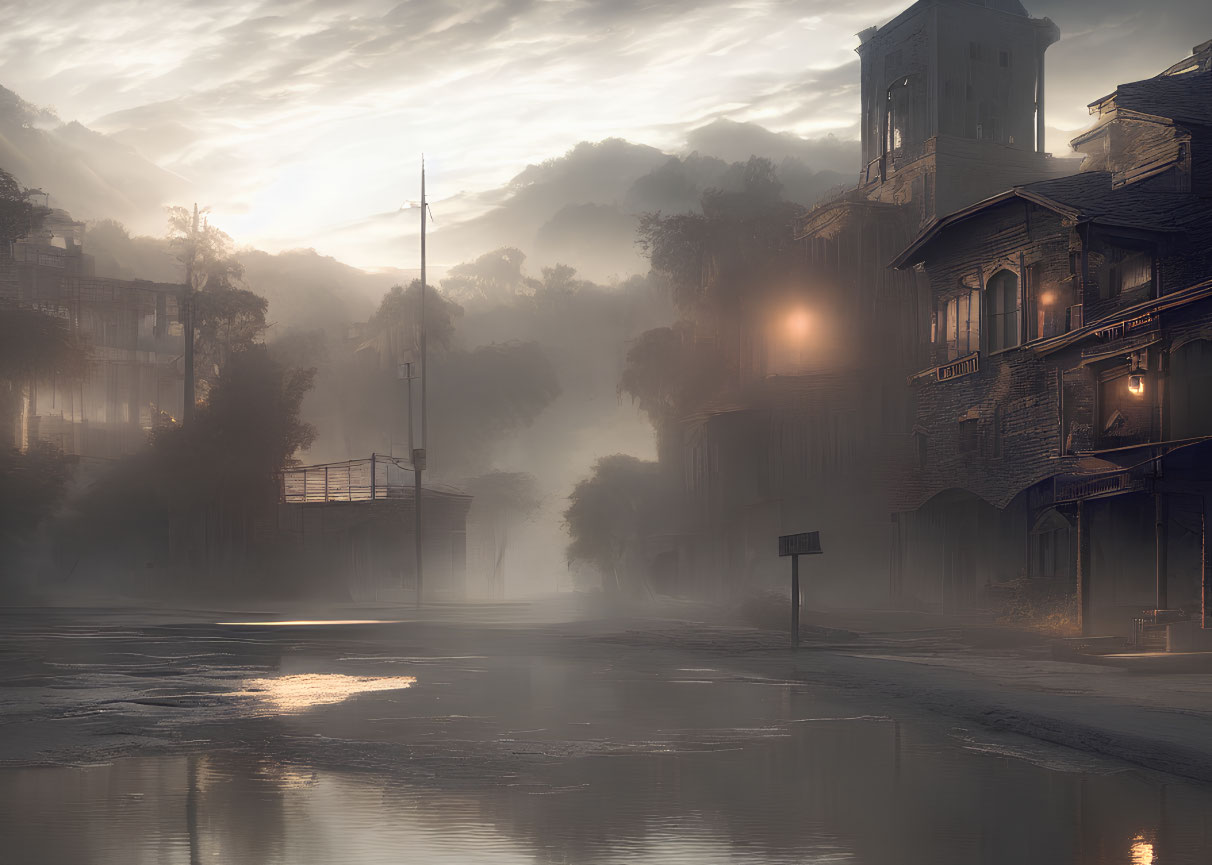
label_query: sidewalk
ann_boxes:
[580,603,1212,785]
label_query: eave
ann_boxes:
[1032,277,1212,356]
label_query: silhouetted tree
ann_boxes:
[637,157,803,314]
[440,247,539,304]
[619,321,728,456]
[565,454,669,595]
[368,280,462,356]
[167,206,267,400]
[62,346,316,588]
[0,166,47,246]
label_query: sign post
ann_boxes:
[779,532,822,648]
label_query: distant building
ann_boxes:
[1,208,185,457]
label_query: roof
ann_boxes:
[1092,70,1212,127]
[892,171,1199,268]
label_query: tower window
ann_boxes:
[886,75,924,161]
[969,42,982,61]
[999,51,1010,68]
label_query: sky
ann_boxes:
[1,0,1210,269]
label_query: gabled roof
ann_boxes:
[892,171,1197,269]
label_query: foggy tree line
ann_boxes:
[0,154,801,599]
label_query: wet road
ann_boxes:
[1,603,1210,864]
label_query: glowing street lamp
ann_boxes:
[785,308,811,340]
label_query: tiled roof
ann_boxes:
[1109,70,1212,126]
[894,170,1207,267]
[1019,171,1201,232]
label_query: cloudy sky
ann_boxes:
[1,0,1209,268]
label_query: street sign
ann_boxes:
[780,531,822,649]
[779,531,822,557]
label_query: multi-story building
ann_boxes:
[890,38,1212,635]
[673,0,1077,604]
[1,208,185,458]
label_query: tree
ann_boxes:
[0,167,47,247]
[565,455,670,595]
[368,280,462,357]
[440,247,539,305]
[619,321,728,456]
[167,206,266,400]
[637,157,804,314]
[465,471,542,598]
[66,346,317,569]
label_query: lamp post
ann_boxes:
[413,158,428,609]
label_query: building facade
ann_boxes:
[1,209,185,458]
[891,37,1212,635]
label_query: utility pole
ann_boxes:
[414,158,428,608]
[182,203,198,425]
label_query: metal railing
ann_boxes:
[279,454,415,503]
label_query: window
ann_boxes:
[1108,248,1154,298]
[1026,262,1076,341]
[886,76,924,161]
[986,269,1020,352]
[999,51,1011,68]
[969,41,982,61]
[941,288,980,359]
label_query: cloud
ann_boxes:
[1,0,1209,268]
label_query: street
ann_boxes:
[2,601,1211,864]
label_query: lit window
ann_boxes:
[942,288,981,359]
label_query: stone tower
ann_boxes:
[853,0,1067,224]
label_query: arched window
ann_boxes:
[986,270,1020,352]
[886,76,924,162]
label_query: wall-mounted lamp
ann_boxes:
[1127,351,1148,396]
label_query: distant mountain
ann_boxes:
[0,86,187,235]
[426,131,857,282]
[83,220,398,335]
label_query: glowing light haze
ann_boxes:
[1,0,1208,268]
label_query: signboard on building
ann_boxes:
[936,353,980,382]
[779,531,822,557]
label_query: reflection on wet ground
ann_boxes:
[234,673,416,713]
[0,609,1210,864]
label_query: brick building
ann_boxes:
[673,0,1076,603]
[890,38,1212,635]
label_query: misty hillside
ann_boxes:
[431,127,857,281]
[82,220,399,337]
[0,86,186,235]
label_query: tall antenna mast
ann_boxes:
[414,156,427,608]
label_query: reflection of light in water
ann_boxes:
[216,620,402,626]
[236,674,416,712]
[1131,834,1155,865]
